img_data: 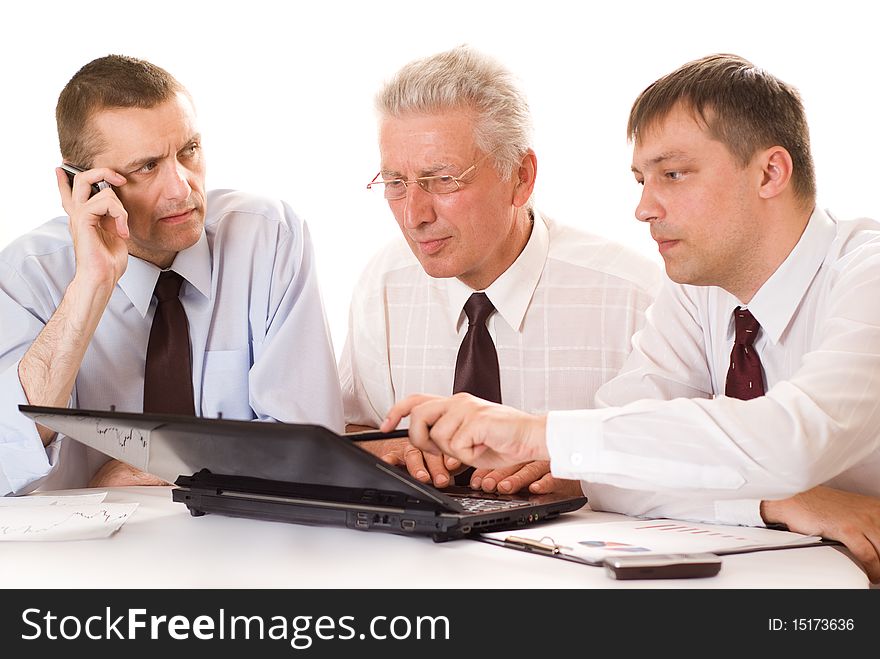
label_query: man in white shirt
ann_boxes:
[340,46,661,494]
[0,55,343,496]
[383,54,880,581]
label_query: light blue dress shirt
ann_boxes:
[0,189,344,495]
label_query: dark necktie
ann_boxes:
[452,293,501,485]
[143,271,195,415]
[725,306,765,400]
[453,293,502,403]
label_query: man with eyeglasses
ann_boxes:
[339,46,661,495]
[382,54,880,582]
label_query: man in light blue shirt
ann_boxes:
[0,55,343,496]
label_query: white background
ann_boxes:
[2,0,877,357]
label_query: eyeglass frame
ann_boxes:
[366,149,498,200]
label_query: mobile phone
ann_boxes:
[60,163,111,198]
[604,553,722,580]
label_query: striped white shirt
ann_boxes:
[340,213,662,427]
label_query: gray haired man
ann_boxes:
[340,46,661,495]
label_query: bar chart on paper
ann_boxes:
[482,518,823,563]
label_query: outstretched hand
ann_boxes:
[381,393,549,469]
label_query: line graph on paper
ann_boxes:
[0,502,139,541]
[30,413,154,471]
[0,493,107,508]
[94,419,149,466]
[96,422,147,449]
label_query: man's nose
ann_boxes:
[162,162,192,200]
[635,182,663,223]
[401,183,436,229]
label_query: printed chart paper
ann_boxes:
[483,518,822,562]
[0,492,138,541]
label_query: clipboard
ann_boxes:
[476,527,842,569]
[477,534,604,567]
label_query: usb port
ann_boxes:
[401,519,416,531]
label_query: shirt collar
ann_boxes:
[117,230,212,318]
[445,211,549,333]
[728,207,836,344]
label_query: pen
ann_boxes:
[504,535,561,555]
[343,428,409,441]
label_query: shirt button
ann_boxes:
[570,453,583,467]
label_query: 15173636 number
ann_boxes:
[769,618,854,631]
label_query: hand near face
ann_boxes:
[761,486,880,583]
[380,393,550,470]
[56,166,129,289]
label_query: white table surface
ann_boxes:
[0,486,868,589]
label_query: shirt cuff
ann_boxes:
[546,408,612,479]
[547,405,746,493]
[714,499,765,527]
[0,360,53,495]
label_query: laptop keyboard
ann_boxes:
[449,495,531,513]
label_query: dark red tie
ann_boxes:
[453,293,502,404]
[452,293,501,485]
[725,306,765,400]
[143,271,195,415]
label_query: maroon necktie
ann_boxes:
[725,306,765,400]
[452,293,501,485]
[453,293,502,404]
[143,271,196,415]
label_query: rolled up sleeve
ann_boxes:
[0,360,53,495]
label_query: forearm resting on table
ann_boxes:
[88,460,170,487]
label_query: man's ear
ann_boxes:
[512,149,537,208]
[758,146,794,200]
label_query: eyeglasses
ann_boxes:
[366,150,495,200]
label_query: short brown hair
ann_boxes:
[56,54,186,167]
[627,54,816,202]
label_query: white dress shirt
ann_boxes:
[547,208,880,526]
[340,213,661,427]
[0,189,344,495]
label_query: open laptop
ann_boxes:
[19,405,587,542]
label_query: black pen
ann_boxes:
[343,428,409,441]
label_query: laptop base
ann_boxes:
[172,469,586,542]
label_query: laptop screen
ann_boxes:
[18,405,453,508]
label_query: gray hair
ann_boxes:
[376,45,533,183]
